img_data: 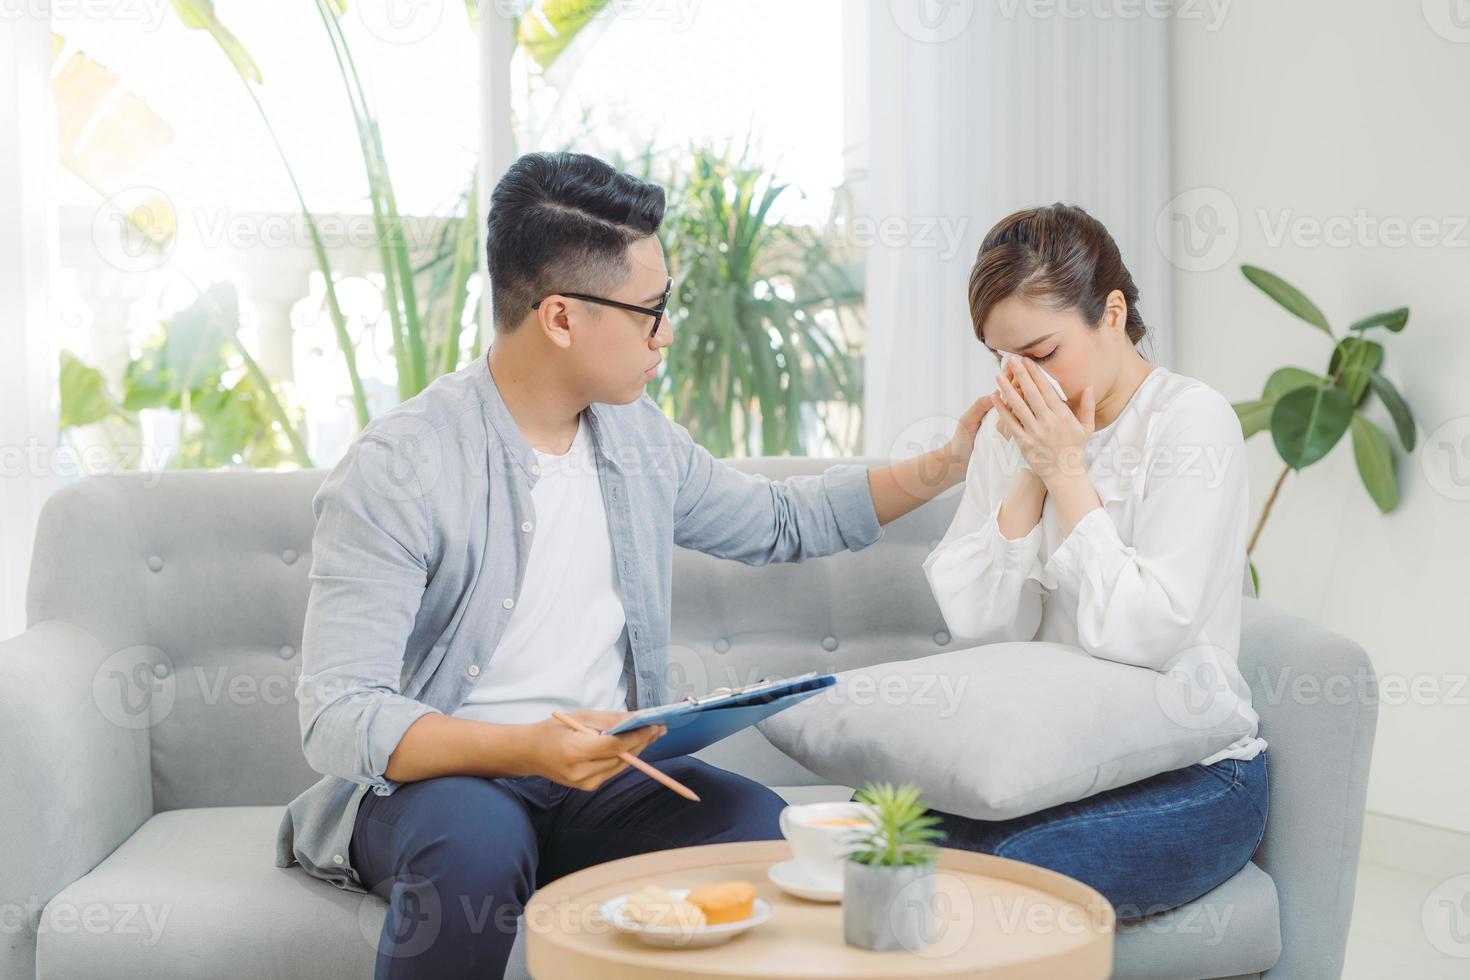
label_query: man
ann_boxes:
[275,151,989,978]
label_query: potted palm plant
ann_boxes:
[843,782,947,951]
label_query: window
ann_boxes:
[508,0,864,457]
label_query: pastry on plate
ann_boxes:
[686,880,757,925]
[623,885,707,929]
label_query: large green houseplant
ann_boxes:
[651,144,864,457]
[61,281,310,468]
[1231,264,1416,589]
[59,0,607,466]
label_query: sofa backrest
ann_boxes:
[672,456,963,785]
[23,459,961,810]
[27,457,1268,807]
[27,470,325,811]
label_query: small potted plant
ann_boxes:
[842,782,947,951]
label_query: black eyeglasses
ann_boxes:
[532,275,673,339]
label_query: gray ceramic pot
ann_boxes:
[842,859,938,951]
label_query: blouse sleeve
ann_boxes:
[922,412,1045,645]
[1041,385,1249,671]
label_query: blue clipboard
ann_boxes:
[601,671,835,763]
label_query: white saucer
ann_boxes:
[599,889,773,948]
[767,859,843,902]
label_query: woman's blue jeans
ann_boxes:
[900,752,1268,918]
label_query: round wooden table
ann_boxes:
[524,841,1114,979]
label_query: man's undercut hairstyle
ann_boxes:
[486,151,666,332]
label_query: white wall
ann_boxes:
[859,0,1172,461]
[1170,2,1470,834]
[0,13,60,639]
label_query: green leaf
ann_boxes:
[1350,413,1398,512]
[1366,371,1415,451]
[517,0,614,69]
[163,281,238,392]
[58,350,112,429]
[849,782,945,866]
[1248,561,1260,596]
[192,380,256,464]
[1233,399,1275,439]
[1263,366,1324,401]
[1348,307,1409,333]
[122,350,177,411]
[167,0,262,83]
[1242,265,1332,336]
[652,140,861,457]
[1271,384,1354,469]
[235,338,313,467]
[1328,336,1384,403]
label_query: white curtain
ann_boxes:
[858,0,1173,460]
[0,11,60,639]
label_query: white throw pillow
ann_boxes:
[756,641,1253,820]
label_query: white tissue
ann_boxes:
[999,351,1068,401]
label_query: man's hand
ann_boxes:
[944,394,995,475]
[868,394,994,526]
[521,709,667,792]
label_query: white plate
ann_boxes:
[767,859,843,902]
[599,888,773,948]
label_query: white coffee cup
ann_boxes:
[778,802,874,889]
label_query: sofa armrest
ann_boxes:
[0,621,152,979]
[1239,597,1378,980]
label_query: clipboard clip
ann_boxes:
[680,670,820,706]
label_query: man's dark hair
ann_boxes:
[486,152,666,331]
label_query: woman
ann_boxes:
[922,203,1268,917]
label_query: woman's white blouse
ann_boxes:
[923,366,1266,765]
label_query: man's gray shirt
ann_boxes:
[275,352,883,891]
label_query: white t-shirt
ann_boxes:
[923,365,1267,766]
[453,413,630,726]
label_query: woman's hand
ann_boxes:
[997,467,1048,540]
[990,358,1097,486]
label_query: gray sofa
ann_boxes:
[2,460,1377,979]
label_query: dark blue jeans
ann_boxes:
[920,752,1269,918]
[349,756,785,979]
